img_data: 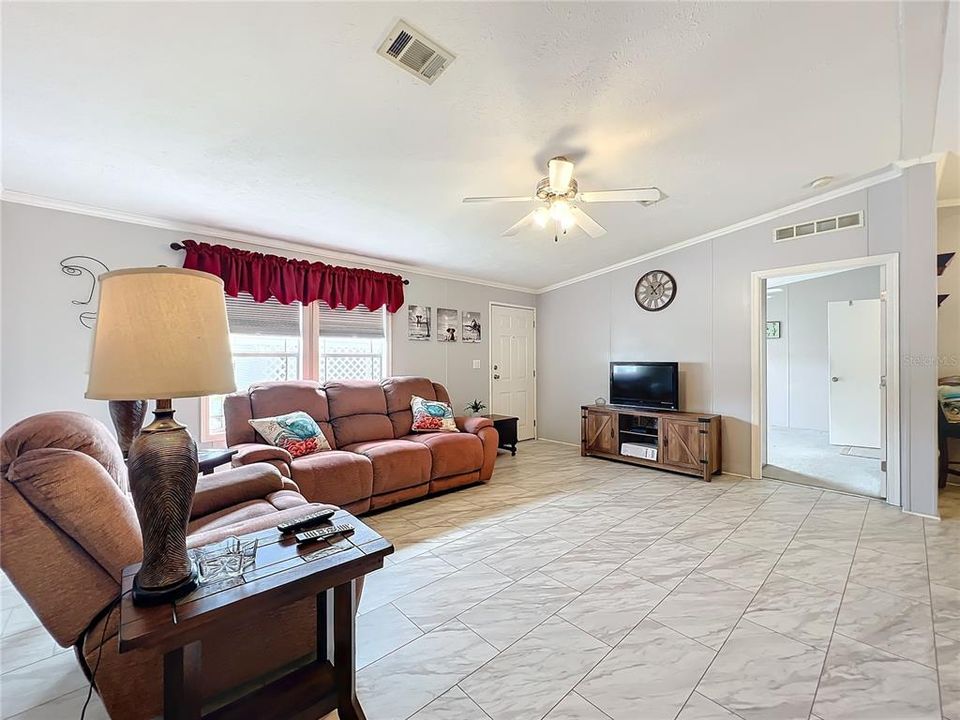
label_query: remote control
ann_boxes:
[295,524,354,545]
[277,508,336,534]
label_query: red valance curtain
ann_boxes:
[180,240,405,313]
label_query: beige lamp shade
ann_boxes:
[85,267,237,400]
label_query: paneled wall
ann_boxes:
[536,165,939,516]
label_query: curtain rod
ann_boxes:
[168,242,410,285]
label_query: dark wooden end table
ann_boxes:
[118,510,393,720]
[483,414,519,455]
[197,448,238,475]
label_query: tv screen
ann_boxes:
[610,362,679,409]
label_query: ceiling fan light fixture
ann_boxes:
[548,199,575,229]
[533,207,550,227]
[549,199,570,219]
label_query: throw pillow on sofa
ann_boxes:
[410,396,458,432]
[248,411,331,457]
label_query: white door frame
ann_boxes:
[749,253,900,506]
[488,302,538,440]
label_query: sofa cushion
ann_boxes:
[382,377,438,437]
[326,380,394,446]
[342,439,431,494]
[402,432,483,479]
[289,450,374,507]
[249,381,336,449]
[326,380,387,416]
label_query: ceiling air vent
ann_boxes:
[774,212,863,243]
[377,21,455,85]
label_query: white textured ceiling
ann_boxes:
[1,2,953,289]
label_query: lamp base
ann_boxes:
[133,562,199,606]
[127,399,200,607]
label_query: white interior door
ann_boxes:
[490,304,536,440]
[828,299,882,448]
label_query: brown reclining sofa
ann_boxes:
[224,376,499,513]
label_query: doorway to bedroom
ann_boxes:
[756,260,896,499]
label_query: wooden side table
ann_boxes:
[483,414,519,455]
[197,448,238,475]
[118,510,392,720]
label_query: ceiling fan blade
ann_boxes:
[501,210,539,237]
[462,196,535,203]
[548,156,575,193]
[579,187,665,204]
[570,207,606,238]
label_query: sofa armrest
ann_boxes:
[187,502,339,550]
[455,416,493,434]
[191,463,284,519]
[232,442,292,468]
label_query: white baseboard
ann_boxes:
[903,509,939,521]
[535,437,580,448]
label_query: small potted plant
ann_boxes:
[464,399,487,417]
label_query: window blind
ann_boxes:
[317,303,385,338]
[225,293,301,336]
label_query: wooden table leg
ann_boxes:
[163,641,202,720]
[334,580,366,720]
[317,588,332,663]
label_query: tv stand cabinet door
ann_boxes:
[583,409,617,455]
[661,418,702,471]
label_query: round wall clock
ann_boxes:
[634,270,676,312]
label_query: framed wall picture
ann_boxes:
[462,311,481,343]
[766,321,781,339]
[438,308,459,342]
[408,305,431,340]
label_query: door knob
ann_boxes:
[831,376,839,382]
[493,374,501,380]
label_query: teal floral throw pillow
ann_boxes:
[248,411,331,457]
[410,395,458,432]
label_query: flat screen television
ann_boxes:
[609,362,679,410]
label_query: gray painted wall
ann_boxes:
[766,267,882,432]
[0,202,534,439]
[765,290,790,428]
[536,165,939,516]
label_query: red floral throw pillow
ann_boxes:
[410,396,458,432]
[248,411,331,458]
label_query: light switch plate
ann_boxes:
[472,360,481,369]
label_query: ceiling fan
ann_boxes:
[463,156,665,240]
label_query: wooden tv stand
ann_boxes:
[581,405,722,481]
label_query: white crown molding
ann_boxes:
[1,156,936,297]
[533,164,912,294]
[0,190,538,295]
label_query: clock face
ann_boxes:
[635,270,676,312]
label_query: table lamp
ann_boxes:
[86,267,236,605]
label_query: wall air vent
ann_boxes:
[377,21,455,85]
[774,212,863,243]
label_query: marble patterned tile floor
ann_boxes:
[3,441,959,720]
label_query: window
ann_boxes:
[202,294,302,441]
[313,303,388,383]
[201,293,389,442]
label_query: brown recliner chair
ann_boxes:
[224,376,499,513]
[0,411,346,720]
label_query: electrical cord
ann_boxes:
[80,589,131,720]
